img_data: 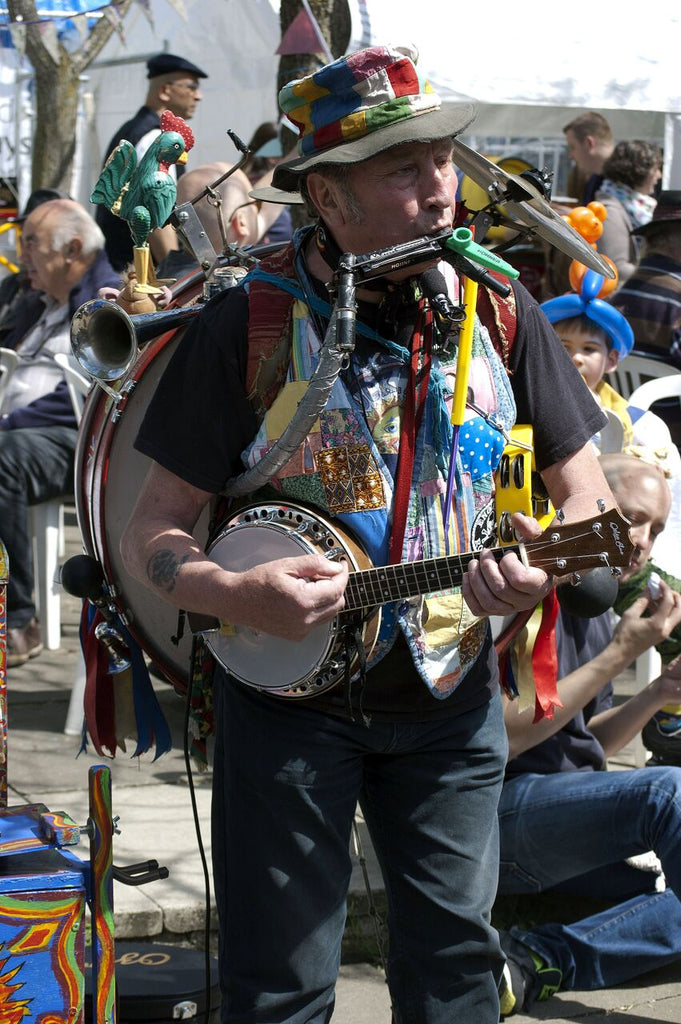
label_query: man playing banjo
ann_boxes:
[121,45,621,1023]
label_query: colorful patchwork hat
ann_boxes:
[541,269,635,359]
[272,45,476,193]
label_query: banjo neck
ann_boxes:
[344,546,512,611]
[343,502,635,612]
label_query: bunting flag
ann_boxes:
[277,7,329,57]
[135,0,154,29]
[37,19,61,62]
[102,3,125,43]
[163,0,187,22]
[78,601,172,762]
[0,0,161,37]
[7,21,26,54]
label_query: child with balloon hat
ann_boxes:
[541,268,681,486]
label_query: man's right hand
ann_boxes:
[611,579,681,662]
[221,555,349,641]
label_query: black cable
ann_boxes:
[182,641,214,1024]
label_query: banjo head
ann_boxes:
[204,502,369,695]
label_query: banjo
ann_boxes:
[196,499,635,699]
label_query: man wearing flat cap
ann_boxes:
[121,45,617,1022]
[95,52,207,271]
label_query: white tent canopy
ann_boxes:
[348,0,681,113]
[347,0,681,184]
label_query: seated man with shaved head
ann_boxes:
[155,161,262,281]
[498,453,681,1015]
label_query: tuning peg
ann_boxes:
[556,507,565,523]
[597,498,606,512]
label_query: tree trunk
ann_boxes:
[7,0,135,191]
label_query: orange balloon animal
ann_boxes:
[563,202,618,297]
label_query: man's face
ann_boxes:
[564,129,594,175]
[612,470,671,579]
[21,206,69,301]
[319,139,458,258]
[556,325,618,393]
[161,73,203,120]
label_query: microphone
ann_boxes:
[420,268,464,326]
[555,566,620,618]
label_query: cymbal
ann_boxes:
[451,140,616,279]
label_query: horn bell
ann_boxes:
[70,299,202,385]
[70,299,138,383]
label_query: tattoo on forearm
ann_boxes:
[148,550,189,593]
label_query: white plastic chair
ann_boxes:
[628,372,681,413]
[0,347,19,412]
[30,355,91,651]
[606,352,679,401]
[53,352,92,423]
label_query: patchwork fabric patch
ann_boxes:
[458,416,506,482]
[315,445,385,514]
[459,620,488,668]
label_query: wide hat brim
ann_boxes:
[632,214,681,235]
[249,185,304,205]
[272,102,476,194]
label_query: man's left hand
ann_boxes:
[462,512,554,617]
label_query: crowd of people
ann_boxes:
[2,41,681,1024]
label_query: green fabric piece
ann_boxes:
[614,561,681,663]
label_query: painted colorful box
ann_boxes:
[0,806,87,1022]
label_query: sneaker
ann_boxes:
[498,930,562,1017]
[642,709,681,765]
[7,617,44,667]
[498,958,526,1018]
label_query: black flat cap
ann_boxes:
[14,187,69,223]
[147,53,208,79]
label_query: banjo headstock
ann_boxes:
[525,504,635,578]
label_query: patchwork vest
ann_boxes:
[241,237,517,697]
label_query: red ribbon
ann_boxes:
[389,303,433,564]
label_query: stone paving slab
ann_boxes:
[331,962,681,1023]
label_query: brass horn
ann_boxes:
[70,299,201,391]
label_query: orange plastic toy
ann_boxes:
[563,202,619,297]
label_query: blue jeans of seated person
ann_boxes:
[498,766,681,991]
[212,674,508,1024]
[0,426,78,627]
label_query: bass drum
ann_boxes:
[75,323,209,696]
[74,252,282,696]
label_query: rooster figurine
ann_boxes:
[91,110,195,292]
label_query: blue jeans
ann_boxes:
[498,765,681,990]
[212,675,508,1023]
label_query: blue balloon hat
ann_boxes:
[540,270,634,358]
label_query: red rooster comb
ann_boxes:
[160,110,195,152]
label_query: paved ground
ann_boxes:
[5,512,681,1019]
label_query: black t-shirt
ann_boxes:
[136,267,605,721]
[504,609,614,777]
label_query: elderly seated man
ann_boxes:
[1,198,120,664]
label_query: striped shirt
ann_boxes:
[611,254,681,365]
